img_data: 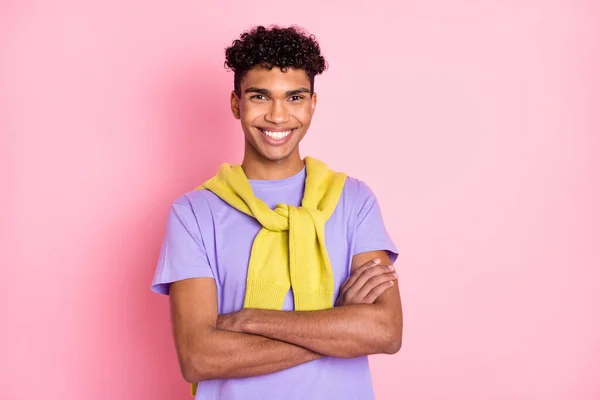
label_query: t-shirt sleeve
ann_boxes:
[151,197,215,295]
[353,181,399,264]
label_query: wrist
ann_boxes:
[237,308,255,333]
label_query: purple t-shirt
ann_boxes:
[151,166,398,400]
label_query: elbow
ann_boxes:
[381,322,403,355]
[182,369,198,384]
[180,358,202,384]
[180,329,224,383]
[383,336,402,354]
[180,352,212,383]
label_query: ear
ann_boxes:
[310,92,318,115]
[230,90,241,120]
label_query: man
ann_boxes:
[151,25,402,399]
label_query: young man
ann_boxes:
[151,25,402,399]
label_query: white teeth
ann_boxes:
[261,129,292,140]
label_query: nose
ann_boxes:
[265,99,289,124]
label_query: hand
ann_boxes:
[217,309,251,332]
[335,258,397,306]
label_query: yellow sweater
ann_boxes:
[189,156,346,396]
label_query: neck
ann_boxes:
[241,149,305,180]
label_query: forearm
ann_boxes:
[238,304,401,358]
[186,328,321,382]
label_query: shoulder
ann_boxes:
[172,188,214,209]
[335,174,380,223]
[168,188,224,222]
[341,175,377,205]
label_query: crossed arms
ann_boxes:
[169,250,403,383]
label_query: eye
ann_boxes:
[250,94,268,101]
[289,95,304,101]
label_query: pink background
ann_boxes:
[2,1,599,399]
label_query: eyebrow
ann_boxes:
[245,87,311,96]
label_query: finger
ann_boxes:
[337,278,350,298]
[343,258,384,293]
[363,280,395,303]
[355,271,398,299]
[350,264,395,291]
[345,264,395,298]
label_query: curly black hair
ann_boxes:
[225,25,328,97]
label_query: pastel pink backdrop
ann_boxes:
[2,1,599,399]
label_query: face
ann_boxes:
[230,67,317,163]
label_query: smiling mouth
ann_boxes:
[258,128,296,140]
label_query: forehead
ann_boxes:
[241,67,310,92]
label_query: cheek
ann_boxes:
[240,105,262,125]
[296,106,313,125]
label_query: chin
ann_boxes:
[260,152,293,163]
[262,145,300,161]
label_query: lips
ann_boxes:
[257,127,296,145]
